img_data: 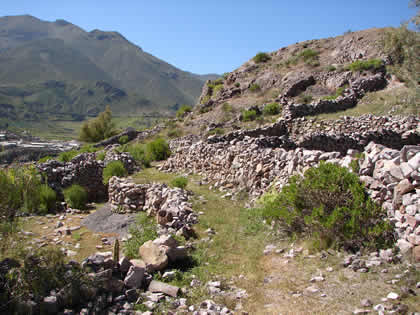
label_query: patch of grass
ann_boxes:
[103,160,127,184]
[96,151,105,161]
[200,95,211,105]
[207,128,225,136]
[124,212,158,259]
[72,232,81,241]
[346,59,383,72]
[263,102,281,115]
[167,128,183,138]
[119,135,129,145]
[63,184,88,210]
[322,85,347,101]
[38,155,53,163]
[176,105,193,119]
[253,52,271,63]
[241,109,257,121]
[234,82,240,88]
[221,102,233,113]
[57,150,79,162]
[326,65,337,72]
[299,49,320,66]
[170,176,188,189]
[249,84,261,92]
[299,94,313,104]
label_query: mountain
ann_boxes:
[0,15,218,124]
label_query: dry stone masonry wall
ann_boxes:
[108,177,198,237]
[161,115,420,258]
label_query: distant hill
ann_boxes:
[0,15,219,124]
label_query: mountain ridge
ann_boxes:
[0,15,219,127]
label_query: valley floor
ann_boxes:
[6,166,420,314]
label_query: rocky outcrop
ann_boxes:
[283,73,316,97]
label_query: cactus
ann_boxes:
[113,239,120,263]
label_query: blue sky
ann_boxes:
[1,0,416,74]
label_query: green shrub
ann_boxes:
[326,65,337,72]
[176,105,193,118]
[145,138,171,161]
[249,84,261,92]
[299,49,319,62]
[253,52,271,63]
[79,144,101,153]
[234,82,240,88]
[299,94,313,104]
[119,135,129,145]
[346,59,383,72]
[39,185,57,214]
[64,184,88,210]
[213,78,224,85]
[263,102,281,115]
[96,151,106,161]
[222,102,233,112]
[57,150,79,162]
[241,109,257,121]
[1,247,89,313]
[213,84,224,94]
[38,155,53,163]
[124,212,158,259]
[103,160,127,185]
[207,128,225,136]
[170,176,188,189]
[79,106,118,142]
[322,85,347,100]
[119,143,151,168]
[167,128,182,138]
[256,162,393,251]
[200,95,211,104]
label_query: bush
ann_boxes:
[57,150,79,162]
[249,84,261,92]
[253,52,271,63]
[64,184,88,210]
[1,247,89,313]
[207,128,225,136]
[263,102,281,115]
[39,185,57,214]
[119,143,151,168]
[222,102,233,112]
[119,135,129,145]
[176,105,193,118]
[38,155,53,163]
[96,151,106,161]
[145,138,171,161]
[234,82,240,88]
[213,78,224,85]
[299,94,313,104]
[124,212,158,259]
[346,59,383,72]
[170,176,188,189]
[103,160,127,185]
[326,65,337,72]
[167,128,182,138]
[241,109,257,121]
[256,162,393,251]
[79,106,118,142]
[322,85,347,100]
[299,49,319,62]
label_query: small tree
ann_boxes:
[79,106,117,142]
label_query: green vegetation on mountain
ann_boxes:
[0,15,218,130]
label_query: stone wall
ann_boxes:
[38,153,107,202]
[108,177,197,236]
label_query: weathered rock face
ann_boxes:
[108,177,198,235]
[37,153,107,202]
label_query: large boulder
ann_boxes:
[139,241,168,272]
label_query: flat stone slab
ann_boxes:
[148,280,179,297]
[81,203,136,237]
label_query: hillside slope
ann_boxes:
[0,15,215,124]
[183,28,419,136]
